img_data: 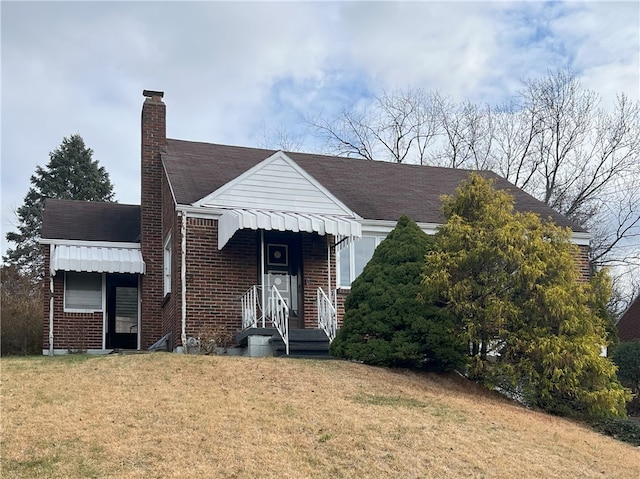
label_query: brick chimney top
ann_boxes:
[142,90,164,101]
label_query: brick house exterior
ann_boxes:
[41,201,143,352]
[39,90,591,355]
[617,295,640,342]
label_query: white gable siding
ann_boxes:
[196,154,354,217]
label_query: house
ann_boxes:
[617,295,640,342]
[40,90,591,355]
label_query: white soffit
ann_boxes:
[50,245,145,275]
[192,151,358,217]
[218,210,362,250]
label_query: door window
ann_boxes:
[115,286,138,334]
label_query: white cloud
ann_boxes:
[2,0,639,260]
[544,1,640,107]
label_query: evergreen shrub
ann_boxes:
[330,214,465,371]
[610,341,640,416]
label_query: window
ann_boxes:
[163,234,172,295]
[64,272,103,311]
[338,235,386,287]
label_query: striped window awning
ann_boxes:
[218,209,362,249]
[50,244,145,275]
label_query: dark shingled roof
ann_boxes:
[163,139,585,232]
[41,199,141,242]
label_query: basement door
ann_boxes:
[106,274,139,350]
[264,232,303,329]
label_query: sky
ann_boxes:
[2,0,639,260]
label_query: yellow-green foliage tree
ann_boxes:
[422,173,628,419]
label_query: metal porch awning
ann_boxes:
[50,244,146,275]
[218,209,362,249]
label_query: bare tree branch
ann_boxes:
[310,70,640,287]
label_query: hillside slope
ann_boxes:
[2,354,639,478]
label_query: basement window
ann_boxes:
[64,272,103,312]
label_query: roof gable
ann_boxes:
[193,151,358,218]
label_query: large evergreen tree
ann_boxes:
[330,214,466,371]
[422,173,628,419]
[4,134,115,279]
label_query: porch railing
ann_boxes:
[268,286,289,355]
[241,285,261,329]
[317,287,338,343]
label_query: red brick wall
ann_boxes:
[172,220,340,339]
[140,92,166,348]
[301,234,337,328]
[42,257,104,351]
[336,290,348,328]
[576,244,591,282]
[160,172,180,349]
[182,218,258,337]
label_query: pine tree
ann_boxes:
[330,214,466,371]
[422,173,628,419]
[4,134,114,279]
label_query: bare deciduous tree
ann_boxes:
[311,70,640,303]
[314,88,440,164]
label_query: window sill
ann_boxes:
[63,308,103,314]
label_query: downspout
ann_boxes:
[49,276,54,356]
[181,211,187,349]
[48,244,54,356]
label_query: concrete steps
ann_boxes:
[235,327,331,358]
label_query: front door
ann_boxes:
[106,274,139,349]
[264,233,303,329]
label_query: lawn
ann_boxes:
[1,353,639,478]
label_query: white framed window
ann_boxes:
[338,235,386,287]
[64,272,103,312]
[163,233,172,295]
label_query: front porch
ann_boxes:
[237,283,338,357]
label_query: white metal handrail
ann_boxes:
[268,285,289,355]
[317,287,338,343]
[241,285,261,329]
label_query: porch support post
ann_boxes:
[260,230,265,328]
[49,244,54,356]
[181,211,187,349]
